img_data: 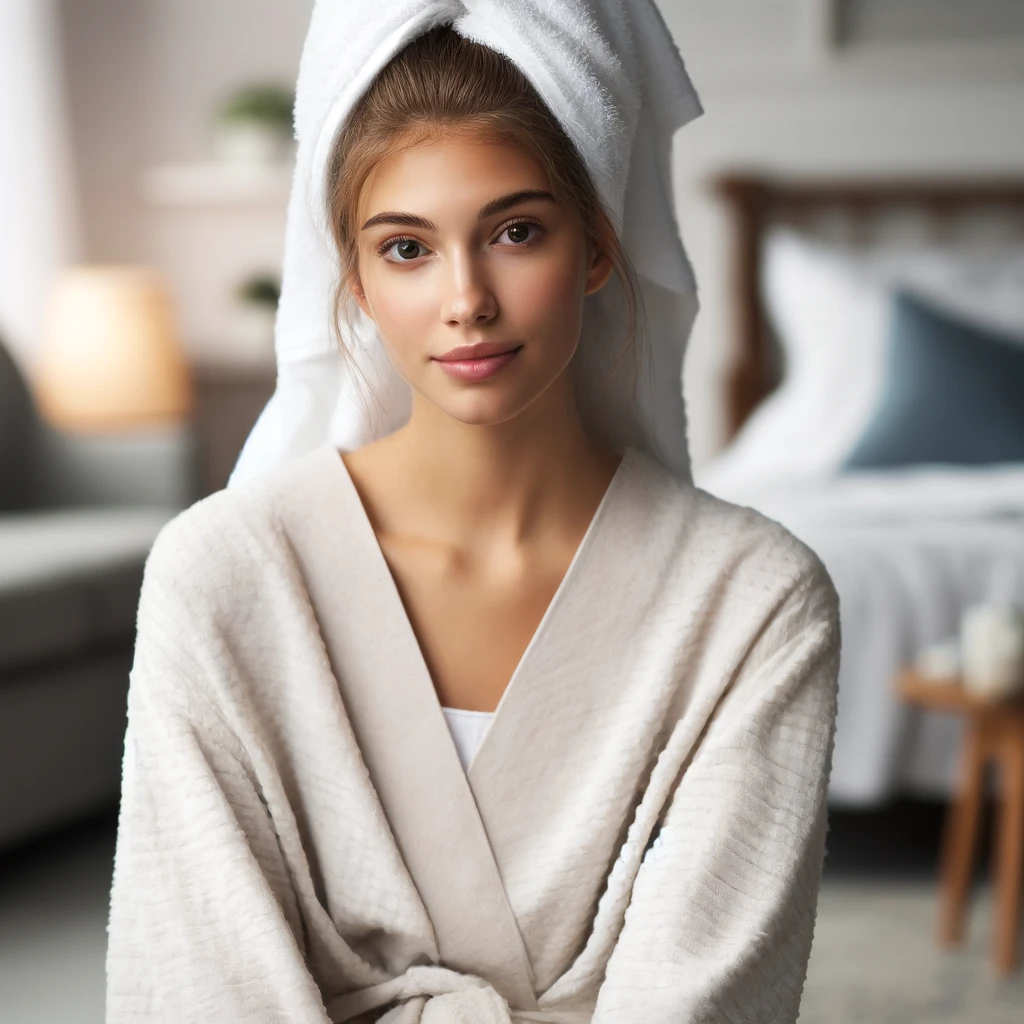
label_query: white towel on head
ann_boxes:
[228,0,703,488]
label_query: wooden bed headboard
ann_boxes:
[710,173,1024,445]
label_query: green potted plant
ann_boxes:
[214,83,296,165]
[232,272,281,359]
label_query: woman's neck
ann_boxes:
[343,377,620,553]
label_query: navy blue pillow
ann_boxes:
[843,290,1024,469]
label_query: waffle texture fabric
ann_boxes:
[105,443,841,1022]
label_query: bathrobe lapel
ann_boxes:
[279,443,637,1010]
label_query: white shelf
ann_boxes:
[142,161,293,207]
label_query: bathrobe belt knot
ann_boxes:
[324,964,594,1023]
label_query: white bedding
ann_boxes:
[694,461,1024,805]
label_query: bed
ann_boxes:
[691,174,1024,806]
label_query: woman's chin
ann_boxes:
[422,386,543,429]
[403,358,573,429]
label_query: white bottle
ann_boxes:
[960,603,1024,701]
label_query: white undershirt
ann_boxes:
[440,706,494,773]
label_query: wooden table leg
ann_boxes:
[992,719,1024,975]
[938,720,987,946]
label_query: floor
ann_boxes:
[0,801,1021,1023]
[0,809,115,1023]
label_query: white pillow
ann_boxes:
[695,232,889,497]
[694,229,1024,499]
[858,243,1024,340]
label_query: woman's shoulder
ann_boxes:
[143,446,333,592]
[625,446,837,608]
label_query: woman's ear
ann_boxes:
[584,247,614,296]
[348,270,375,321]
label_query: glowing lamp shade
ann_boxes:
[35,266,192,432]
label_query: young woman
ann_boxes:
[106,9,841,1024]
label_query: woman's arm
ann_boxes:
[105,527,334,1023]
[592,565,841,1024]
[105,680,334,1022]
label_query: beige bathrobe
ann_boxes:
[105,443,841,1023]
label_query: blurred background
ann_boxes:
[2,1,1024,1021]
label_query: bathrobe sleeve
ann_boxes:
[104,527,335,1023]
[591,563,841,1024]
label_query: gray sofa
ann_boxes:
[0,337,196,852]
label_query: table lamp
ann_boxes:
[34,266,193,432]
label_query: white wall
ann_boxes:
[0,0,80,371]
[61,0,311,257]
[58,0,1024,462]
[60,0,312,366]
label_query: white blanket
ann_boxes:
[106,444,841,1022]
[698,462,1024,526]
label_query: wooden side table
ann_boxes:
[897,670,1024,975]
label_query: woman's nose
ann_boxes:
[440,253,498,327]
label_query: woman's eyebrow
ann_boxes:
[360,189,556,232]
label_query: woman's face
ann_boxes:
[349,133,613,427]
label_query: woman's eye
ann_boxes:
[500,222,538,245]
[380,223,540,262]
[382,238,428,262]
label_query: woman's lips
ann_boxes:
[434,346,523,381]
